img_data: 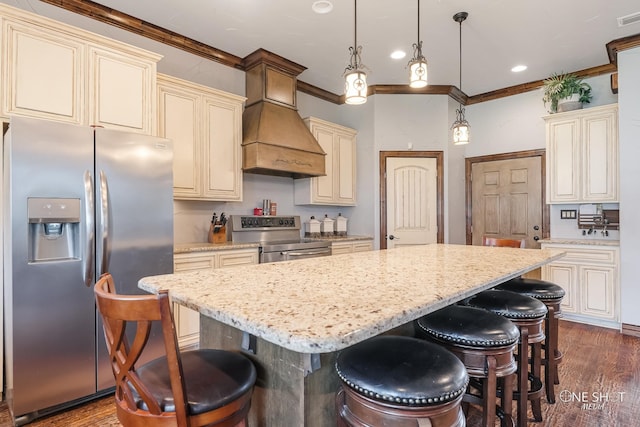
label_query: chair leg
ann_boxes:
[530,342,543,422]
[545,306,557,404]
[517,327,528,427]
[483,356,497,427]
[501,372,515,427]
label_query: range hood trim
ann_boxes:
[241,49,326,179]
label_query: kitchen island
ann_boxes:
[140,244,564,426]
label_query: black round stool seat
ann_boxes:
[336,336,469,406]
[495,277,566,300]
[416,305,520,348]
[463,289,548,319]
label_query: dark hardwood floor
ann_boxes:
[0,320,638,426]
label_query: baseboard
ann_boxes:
[621,323,640,338]
[561,314,621,330]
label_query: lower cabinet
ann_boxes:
[541,243,619,328]
[331,240,374,255]
[173,248,259,348]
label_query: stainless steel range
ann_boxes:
[227,215,331,263]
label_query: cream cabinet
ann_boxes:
[544,104,618,204]
[0,5,160,133]
[331,240,374,255]
[294,117,357,206]
[173,248,258,348]
[541,243,619,329]
[157,74,245,201]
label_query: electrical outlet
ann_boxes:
[560,209,577,219]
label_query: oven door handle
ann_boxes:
[282,249,332,257]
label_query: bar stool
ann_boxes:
[462,290,547,427]
[335,335,469,427]
[416,305,520,427]
[494,277,565,404]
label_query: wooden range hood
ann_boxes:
[242,49,326,179]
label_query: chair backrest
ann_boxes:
[482,236,526,248]
[94,273,189,425]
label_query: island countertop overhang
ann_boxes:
[139,244,565,354]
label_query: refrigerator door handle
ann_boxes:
[82,170,95,287]
[98,170,112,277]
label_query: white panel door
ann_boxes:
[386,157,437,248]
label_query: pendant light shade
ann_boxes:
[408,0,427,88]
[451,11,470,145]
[344,0,368,105]
[452,106,470,145]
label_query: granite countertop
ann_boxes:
[306,235,373,242]
[174,236,373,254]
[174,242,260,254]
[141,244,564,353]
[539,238,620,247]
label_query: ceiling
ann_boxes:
[9,0,640,97]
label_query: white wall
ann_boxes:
[618,46,640,327]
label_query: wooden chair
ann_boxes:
[482,236,525,248]
[94,273,256,427]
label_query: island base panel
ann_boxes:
[200,316,341,426]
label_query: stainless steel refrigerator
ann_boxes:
[3,116,174,425]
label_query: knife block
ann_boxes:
[208,223,227,244]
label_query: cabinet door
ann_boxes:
[331,242,353,255]
[202,95,243,201]
[312,124,336,203]
[2,21,84,124]
[88,46,156,134]
[158,82,202,198]
[218,249,259,268]
[546,117,580,203]
[581,110,618,202]
[335,131,357,205]
[580,265,616,320]
[295,117,357,206]
[173,253,216,348]
[543,263,578,314]
[352,241,374,252]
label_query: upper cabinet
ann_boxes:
[294,117,357,206]
[0,5,160,134]
[545,104,618,204]
[157,74,246,201]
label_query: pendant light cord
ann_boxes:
[459,17,462,98]
[354,0,358,67]
[417,0,420,42]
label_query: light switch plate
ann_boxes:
[560,209,577,219]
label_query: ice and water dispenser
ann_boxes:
[28,197,81,262]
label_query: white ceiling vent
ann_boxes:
[617,12,640,27]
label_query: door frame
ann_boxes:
[465,149,549,245]
[379,151,444,249]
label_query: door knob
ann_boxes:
[389,235,399,240]
[533,225,540,231]
[533,236,540,241]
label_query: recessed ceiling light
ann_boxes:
[511,65,527,72]
[391,50,407,60]
[312,1,333,14]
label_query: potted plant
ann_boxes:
[542,72,592,113]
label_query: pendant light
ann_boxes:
[344,0,368,105]
[408,0,428,88]
[451,11,470,145]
